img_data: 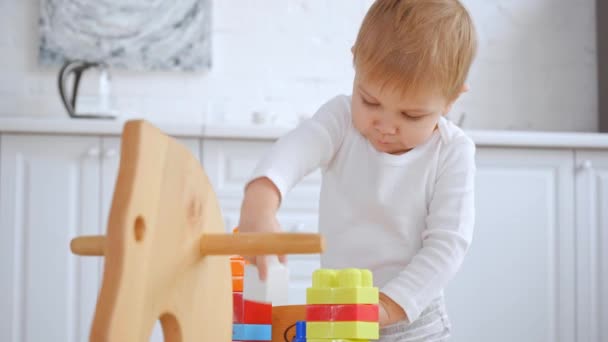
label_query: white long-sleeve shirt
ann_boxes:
[247,95,476,322]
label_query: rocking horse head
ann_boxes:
[70,120,323,341]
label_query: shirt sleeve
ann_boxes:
[246,95,351,202]
[381,136,476,322]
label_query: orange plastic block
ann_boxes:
[243,299,272,324]
[231,258,245,276]
[233,276,243,292]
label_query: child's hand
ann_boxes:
[379,292,408,327]
[237,177,285,280]
[379,300,390,326]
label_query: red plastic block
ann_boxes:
[243,299,272,324]
[233,292,244,323]
[306,304,379,322]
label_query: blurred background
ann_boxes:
[1,1,607,342]
[0,0,604,131]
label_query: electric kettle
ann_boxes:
[57,60,117,119]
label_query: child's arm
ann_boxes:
[238,96,350,278]
[238,177,283,280]
[381,136,476,324]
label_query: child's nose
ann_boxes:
[374,120,397,135]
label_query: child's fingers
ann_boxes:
[242,255,256,265]
[256,256,268,281]
[278,254,287,264]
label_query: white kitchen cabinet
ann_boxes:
[1,118,607,342]
[574,150,608,342]
[0,133,201,342]
[445,148,576,342]
[0,134,102,342]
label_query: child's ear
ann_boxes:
[443,84,469,115]
[461,83,470,94]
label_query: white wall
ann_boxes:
[0,0,598,132]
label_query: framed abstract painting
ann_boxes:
[39,0,212,71]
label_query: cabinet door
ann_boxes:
[445,148,576,342]
[575,150,608,342]
[100,136,200,342]
[0,134,102,342]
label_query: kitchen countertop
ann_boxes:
[1,117,608,149]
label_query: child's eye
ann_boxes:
[402,112,423,121]
[362,97,379,107]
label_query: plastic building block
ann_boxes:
[306,340,369,342]
[232,257,245,276]
[232,324,272,341]
[306,321,379,340]
[306,269,378,305]
[243,299,272,324]
[306,304,379,322]
[233,276,244,292]
[233,292,244,323]
[244,256,289,305]
[306,338,369,342]
[291,320,307,342]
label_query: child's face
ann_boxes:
[351,74,455,155]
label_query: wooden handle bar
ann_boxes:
[70,232,324,257]
[199,232,324,256]
[70,235,106,256]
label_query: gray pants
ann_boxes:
[379,296,451,342]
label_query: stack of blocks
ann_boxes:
[232,254,289,342]
[300,269,380,342]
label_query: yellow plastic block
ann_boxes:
[306,322,379,340]
[306,269,379,304]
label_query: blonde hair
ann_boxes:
[352,0,477,101]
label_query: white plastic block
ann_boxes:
[243,256,289,305]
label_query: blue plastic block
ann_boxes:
[232,323,272,341]
[292,320,307,342]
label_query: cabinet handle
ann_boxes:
[290,223,305,233]
[87,147,100,157]
[104,148,117,158]
[579,160,593,171]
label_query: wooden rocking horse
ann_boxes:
[70,120,323,341]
